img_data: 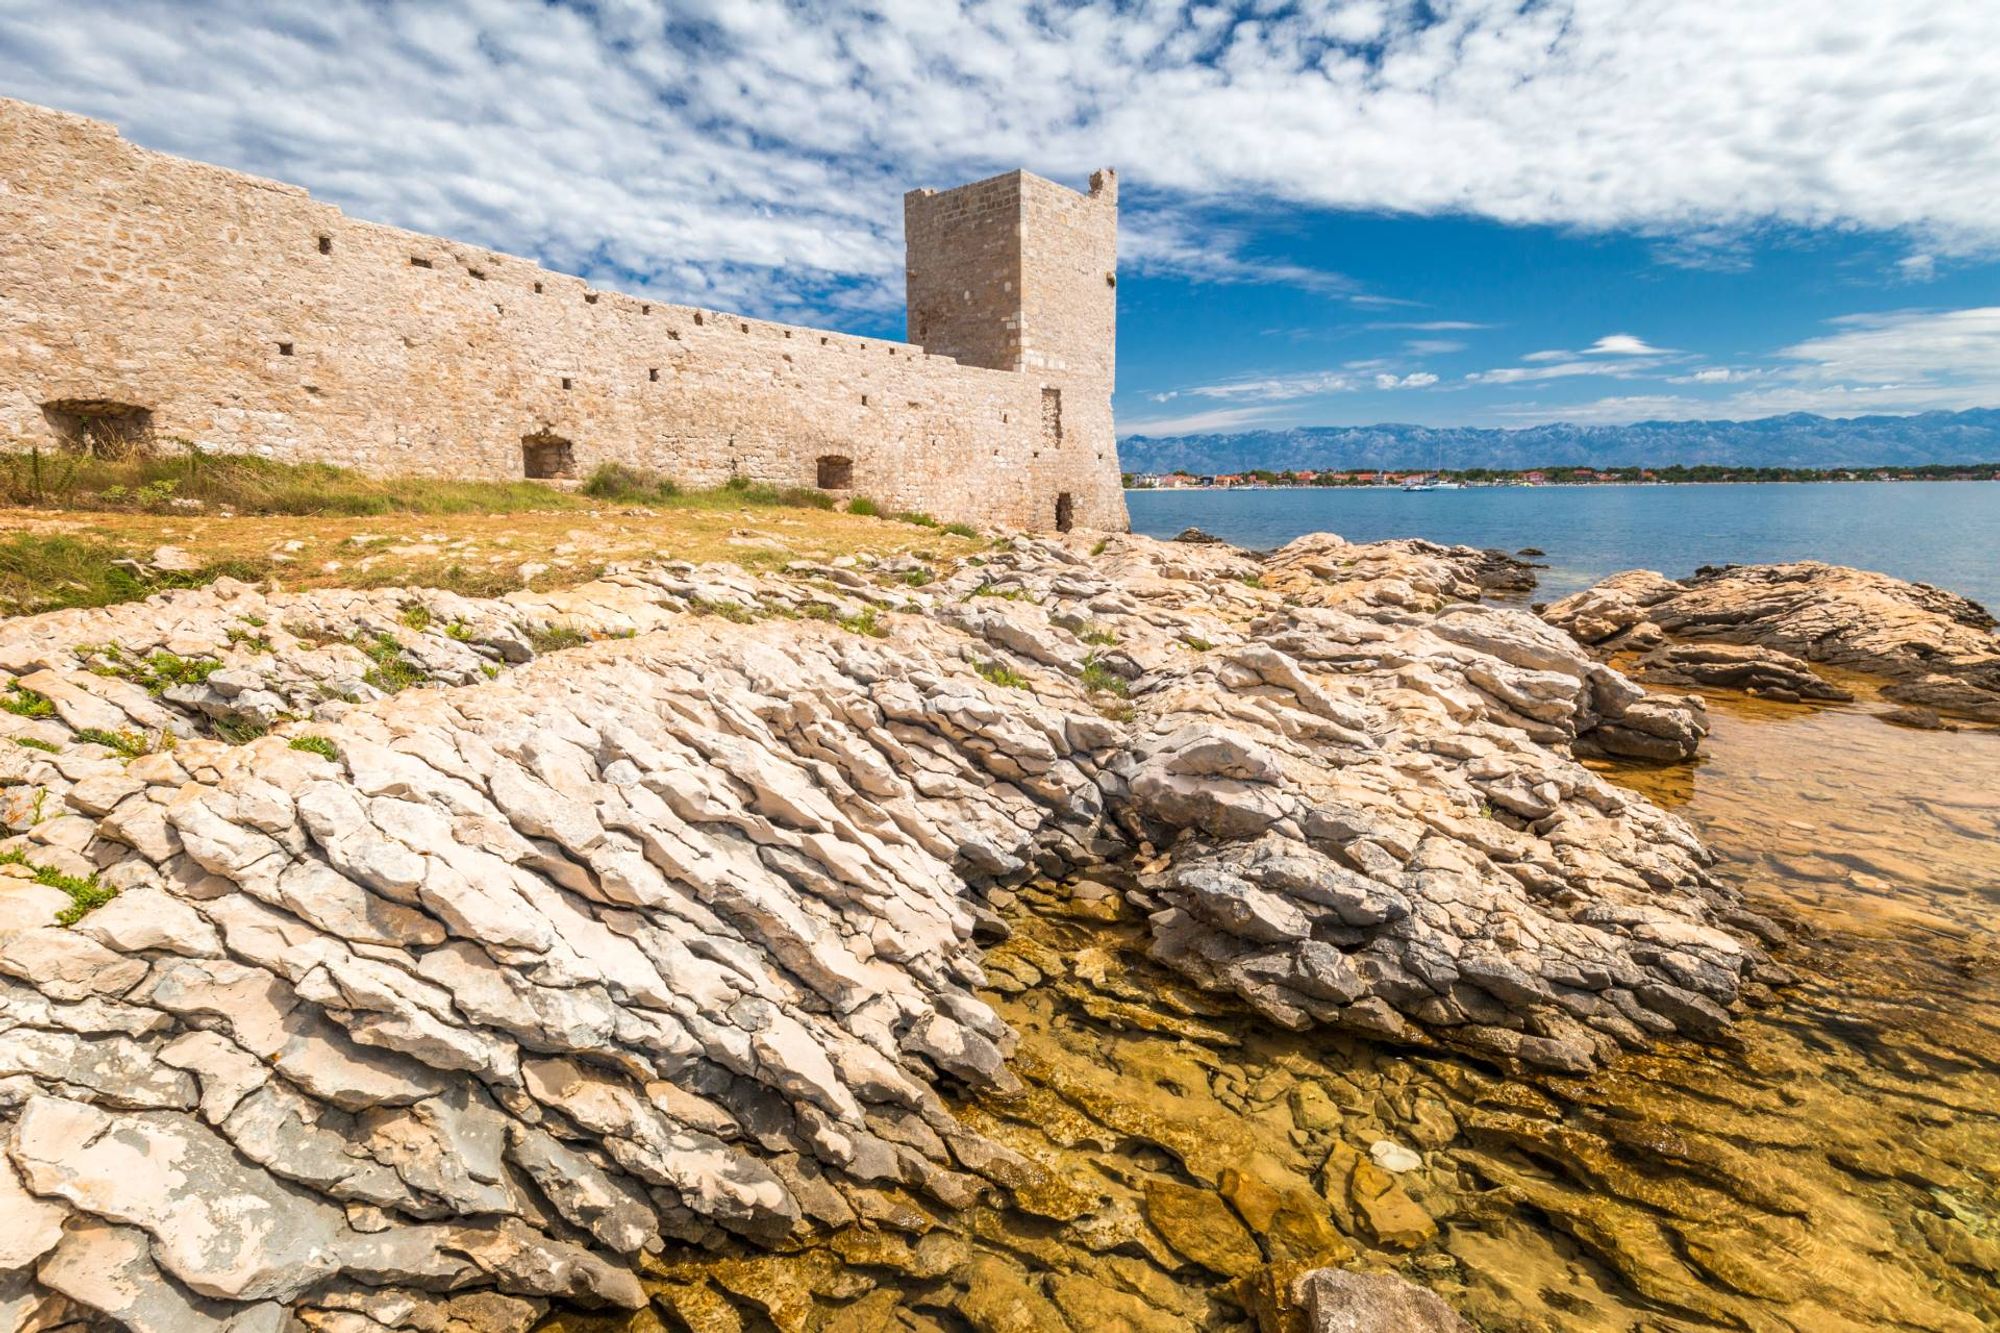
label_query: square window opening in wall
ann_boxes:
[277,342,294,357]
[521,432,577,480]
[561,377,573,390]
[317,235,332,255]
[641,303,650,314]
[585,293,599,305]
[693,312,704,326]
[860,394,869,407]
[42,400,153,458]
[816,455,853,489]
[410,256,432,268]
[740,322,749,333]
[533,281,543,293]
[648,368,659,382]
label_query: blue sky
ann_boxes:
[4,0,1998,435]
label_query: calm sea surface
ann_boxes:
[1127,480,2000,607]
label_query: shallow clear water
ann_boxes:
[1127,482,2000,606]
[557,687,2000,1333]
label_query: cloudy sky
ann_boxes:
[4,0,1998,434]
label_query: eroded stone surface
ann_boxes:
[1545,560,2000,720]
[0,530,1764,1324]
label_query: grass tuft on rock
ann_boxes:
[288,735,341,763]
[2,684,56,719]
[975,659,1030,689]
[73,726,153,758]
[527,623,592,653]
[0,847,119,926]
[13,736,58,753]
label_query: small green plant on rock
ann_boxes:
[846,496,881,517]
[943,522,978,539]
[527,622,592,652]
[838,606,890,638]
[288,735,340,763]
[975,659,1029,689]
[0,847,118,926]
[399,603,434,633]
[1080,654,1130,698]
[211,716,268,745]
[1,685,55,719]
[359,632,427,693]
[1182,636,1214,652]
[73,727,153,759]
[1079,624,1121,646]
[13,737,58,754]
[225,625,274,654]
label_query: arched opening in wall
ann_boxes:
[521,432,577,480]
[1055,492,1075,533]
[815,455,854,490]
[41,400,154,458]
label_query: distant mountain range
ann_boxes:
[1116,408,2000,475]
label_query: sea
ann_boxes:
[1127,480,2000,608]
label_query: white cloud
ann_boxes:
[1584,334,1663,356]
[1500,306,2000,421]
[1375,372,1439,389]
[1367,321,1495,332]
[1157,371,1359,403]
[1467,358,1668,385]
[4,0,1996,323]
[1403,338,1465,355]
[1896,253,1938,282]
[1117,405,1282,436]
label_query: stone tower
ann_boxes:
[905,168,1126,532]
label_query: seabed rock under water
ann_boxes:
[0,528,1874,1330]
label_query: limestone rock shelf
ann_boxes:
[0,530,1764,1328]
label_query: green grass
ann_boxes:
[288,735,340,762]
[359,633,428,693]
[975,659,1029,689]
[581,464,835,512]
[893,510,940,529]
[581,462,682,504]
[72,726,152,758]
[13,737,58,753]
[838,606,890,638]
[85,649,221,696]
[898,568,934,587]
[0,444,592,516]
[0,847,117,926]
[1,685,55,719]
[398,603,434,633]
[211,717,268,744]
[527,623,592,652]
[1182,636,1215,652]
[0,533,271,617]
[688,598,760,624]
[1080,654,1130,698]
[225,626,273,654]
[1078,624,1121,646]
[846,496,881,517]
[969,582,1033,602]
[943,521,977,538]
[1089,537,1109,556]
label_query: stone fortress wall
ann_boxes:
[0,97,1128,531]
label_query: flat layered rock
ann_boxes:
[1544,561,2000,720]
[0,528,1766,1324]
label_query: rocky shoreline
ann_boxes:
[0,528,1989,1330]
